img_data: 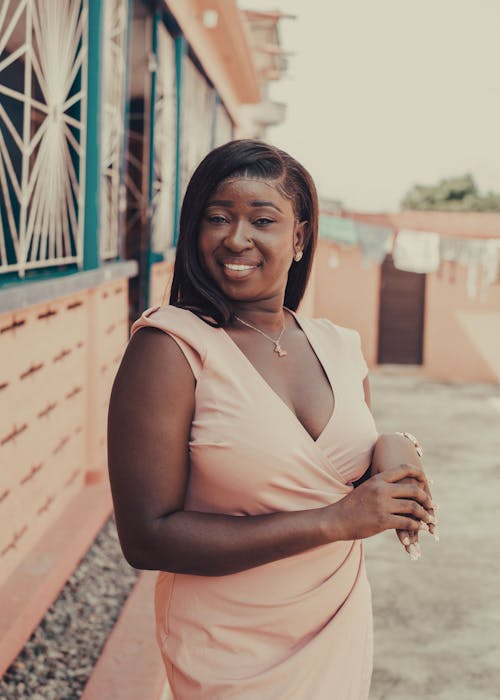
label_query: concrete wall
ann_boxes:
[311,239,500,383]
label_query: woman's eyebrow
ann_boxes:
[206,199,283,213]
[249,200,283,212]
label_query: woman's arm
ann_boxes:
[108,332,433,577]
[361,376,437,556]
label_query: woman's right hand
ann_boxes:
[324,464,436,543]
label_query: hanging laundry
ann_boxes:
[439,236,469,262]
[319,215,358,245]
[355,222,393,267]
[393,230,440,273]
[480,240,500,301]
[439,237,500,299]
[438,236,470,284]
[458,239,485,298]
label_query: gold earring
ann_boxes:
[294,250,303,262]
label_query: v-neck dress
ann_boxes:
[130,304,379,699]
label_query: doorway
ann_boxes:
[377,254,426,364]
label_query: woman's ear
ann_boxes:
[294,220,308,251]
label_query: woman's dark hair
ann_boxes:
[169,139,319,326]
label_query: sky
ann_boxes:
[240,0,500,212]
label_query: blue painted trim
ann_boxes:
[140,10,160,310]
[173,35,187,247]
[117,0,133,261]
[83,0,104,271]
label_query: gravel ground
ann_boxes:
[0,517,139,700]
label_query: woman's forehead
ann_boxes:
[210,176,291,205]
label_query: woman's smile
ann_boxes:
[219,260,262,280]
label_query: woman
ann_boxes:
[108,140,436,699]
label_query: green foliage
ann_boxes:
[401,174,500,212]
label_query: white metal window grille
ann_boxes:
[151,23,176,254]
[180,57,214,200]
[0,1,88,276]
[214,101,233,147]
[100,0,128,260]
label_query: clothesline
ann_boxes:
[318,214,500,301]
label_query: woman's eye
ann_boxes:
[253,218,274,227]
[207,215,228,224]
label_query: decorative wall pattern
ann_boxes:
[0,281,129,587]
[0,0,88,275]
[0,295,88,585]
[100,0,128,260]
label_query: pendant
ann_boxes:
[274,343,287,357]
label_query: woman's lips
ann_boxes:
[219,262,260,280]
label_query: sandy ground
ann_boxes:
[366,371,500,700]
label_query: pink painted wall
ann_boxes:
[424,264,500,382]
[0,280,129,586]
[313,240,380,369]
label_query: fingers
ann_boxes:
[382,463,429,486]
[386,466,440,540]
[388,465,439,558]
[392,499,437,525]
[396,528,411,555]
[392,515,423,532]
[390,482,433,510]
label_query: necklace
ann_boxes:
[234,311,288,357]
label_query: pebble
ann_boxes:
[0,517,139,699]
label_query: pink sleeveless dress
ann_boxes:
[130,304,379,699]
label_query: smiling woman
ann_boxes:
[107,140,435,699]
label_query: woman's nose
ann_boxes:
[223,220,252,250]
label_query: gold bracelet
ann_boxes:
[395,431,423,458]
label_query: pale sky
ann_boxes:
[241,0,500,212]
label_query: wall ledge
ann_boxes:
[0,261,138,314]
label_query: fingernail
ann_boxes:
[433,527,440,542]
[409,544,421,561]
[428,514,437,525]
[419,521,429,531]
[402,536,410,546]
[432,502,439,510]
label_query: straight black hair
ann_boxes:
[169,139,319,326]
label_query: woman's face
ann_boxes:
[198,177,305,305]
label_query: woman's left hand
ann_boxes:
[369,433,438,560]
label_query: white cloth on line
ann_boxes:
[393,230,440,273]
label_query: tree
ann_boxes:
[401,174,500,212]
